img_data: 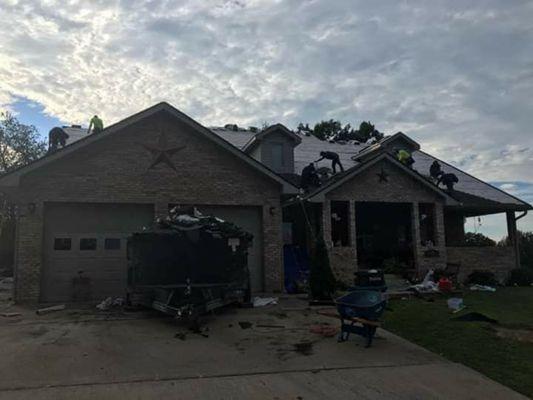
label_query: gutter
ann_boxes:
[515,210,528,222]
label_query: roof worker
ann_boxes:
[48,127,70,152]
[316,151,344,174]
[430,160,444,182]
[437,172,459,191]
[301,163,321,191]
[396,148,415,168]
[88,115,104,134]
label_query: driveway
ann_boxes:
[0,297,527,400]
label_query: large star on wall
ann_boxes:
[376,168,389,183]
[140,131,186,172]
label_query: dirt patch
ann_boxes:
[293,341,314,356]
[495,327,533,343]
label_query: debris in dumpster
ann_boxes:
[253,297,278,307]
[128,207,252,320]
[238,321,252,329]
[36,304,66,315]
[452,312,499,324]
[469,284,496,292]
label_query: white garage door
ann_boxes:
[197,206,264,292]
[42,203,154,303]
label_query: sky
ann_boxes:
[0,0,532,239]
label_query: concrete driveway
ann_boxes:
[0,298,527,400]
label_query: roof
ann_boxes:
[0,103,299,194]
[211,128,531,212]
[242,124,302,153]
[303,152,459,204]
[351,132,420,162]
[62,126,88,145]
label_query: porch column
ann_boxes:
[322,200,332,248]
[349,200,358,270]
[410,202,421,276]
[506,211,520,269]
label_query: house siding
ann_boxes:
[446,246,515,283]
[13,110,284,302]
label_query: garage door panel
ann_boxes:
[42,203,154,303]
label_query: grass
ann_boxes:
[383,287,533,398]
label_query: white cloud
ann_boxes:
[1,0,533,184]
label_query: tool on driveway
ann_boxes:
[319,290,386,347]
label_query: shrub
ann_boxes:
[466,270,498,286]
[507,268,533,286]
[309,237,336,300]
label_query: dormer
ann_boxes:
[352,132,420,163]
[243,124,302,174]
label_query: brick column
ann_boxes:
[14,202,44,303]
[349,200,358,271]
[322,200,332,248]
[506,211,520,269]
[262,201,283,292]
[410,202,421,276]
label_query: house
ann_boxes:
[0,102,530,303]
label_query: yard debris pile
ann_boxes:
[96,297,125,311]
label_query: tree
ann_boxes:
[463,232,496,247]
[309,236,336,299]
[498,231,533,269]
[0,112,47,173]
[296,119,384,143]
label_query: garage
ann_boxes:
[195,205,264,292]
[42,203,154,303]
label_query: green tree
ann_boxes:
[464,232,496,247]
[296,119,384,143]
[498,231,533,269]
[0,112,46,173]
[309,237,336,299]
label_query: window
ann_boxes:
[419,203,436,246]
[331,201,350,247]
[270,143,284,171]
[105,238,121,250]
[80,238,97,251]
[54,238,71,251]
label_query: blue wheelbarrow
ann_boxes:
[334,290,386,347]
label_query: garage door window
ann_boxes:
[80,238,97,251]
[105,238,121,250]
[54,238,71,251]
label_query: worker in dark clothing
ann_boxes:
[437,173,459,191]
[430,160,444,180]
[48,127,69,152]
[88,115,104,134]
[396,149,415,168]
[301,163,320,190]
[316,151,344,173]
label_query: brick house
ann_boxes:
[0,102,530,303]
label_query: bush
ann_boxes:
[507,268,533,286]
[463,232,496,247]
[466,270,498,286]
[309,237,336,300]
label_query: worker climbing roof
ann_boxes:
[88,115,104,134]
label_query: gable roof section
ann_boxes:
[352,132,420,162]
[242,123,302,153]
[305,152,459,204]
[0,102,298,193]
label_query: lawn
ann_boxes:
[383,287,533,398]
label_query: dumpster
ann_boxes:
[127,207,252,319]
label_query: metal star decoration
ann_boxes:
[140,131,186,172]
[377,168,389,183]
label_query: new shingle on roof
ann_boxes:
[210,127,530,208]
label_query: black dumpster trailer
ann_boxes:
[127,211,252,319]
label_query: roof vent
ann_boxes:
[71,124,82,128]
[224,124,239,131]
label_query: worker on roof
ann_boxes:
[437,173,459,191]
[315,151,344,173]
[48,127,69,152]
[301,163,320,191]
[430,160,444,181]
[88,115,104,134]
[396,148,415,168]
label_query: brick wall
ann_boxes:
[446,246,515,283]
[12,110,284,302]
[323,159,447,280]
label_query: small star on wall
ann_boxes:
[140,131,186,172]
[377,168,389,183]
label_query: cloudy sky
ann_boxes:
[1,0,532,238]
